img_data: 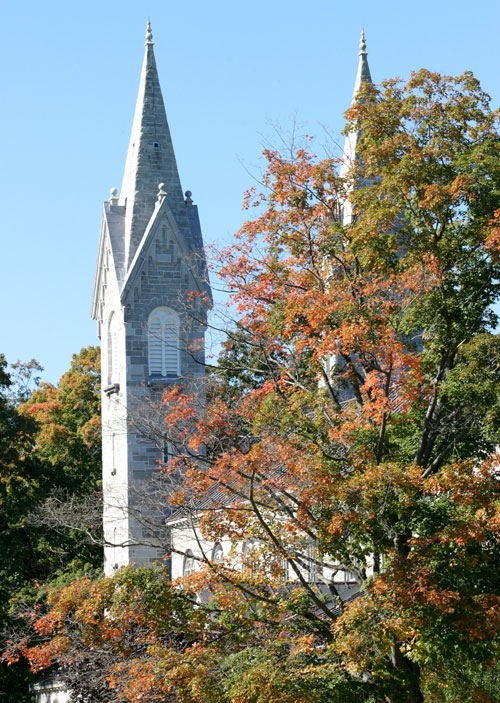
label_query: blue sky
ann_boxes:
[1,0,499,384]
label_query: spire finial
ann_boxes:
[145,18,154,46]
[351,28,372,99]
[359,28,367,55]
[157,183,167,203]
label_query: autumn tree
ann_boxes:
[8,71,500,703]
[0,348,102,702]
[20,346,101,492]
[0,354,44,702]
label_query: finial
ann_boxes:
[352,28,372,100]
[110,187,118,205]
[157,183,167,203]
[145,18,154,46]
[185,190,193,206]
[359,28,367,55]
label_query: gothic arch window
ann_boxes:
[148,307,180,377]
[242,539,259,572]
[162,441,173,465]
[107,312,119,385]
[306,542,319,582]
[211,543,223,564]
[183,550,195,576]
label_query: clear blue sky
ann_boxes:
[1,0,499,384]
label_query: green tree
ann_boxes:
[0,348,102,703]
[20,346,101,491]
[0,354,42,702]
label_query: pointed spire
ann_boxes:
[352,28,372,100]
[341,30,374,219]
[360,27,366,53]
[145,18,153,45]
[120,21,187,267]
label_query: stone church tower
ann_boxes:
[340,29,373,223]
[91,21,211,576]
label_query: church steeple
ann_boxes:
[93,21,211,575]
[120,20,186,267]
[351,29,372,100]
[341,30,374,220]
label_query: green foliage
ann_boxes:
[20,346,101,492]
[215,324,279,398]
[220,646,376,703]
[6,359,43,404]
[0,348,102,703]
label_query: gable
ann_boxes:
[91,205,125,333]
[120,198,208,306]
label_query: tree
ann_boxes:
[8,71,500,702]
[0,355,44,702]
[20,346,101,494]
[0,348,102,702]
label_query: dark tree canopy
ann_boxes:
[0,348,102,703]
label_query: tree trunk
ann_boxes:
[391,641,424,703]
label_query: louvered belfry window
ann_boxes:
[148,307,180,377]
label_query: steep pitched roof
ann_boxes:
[91,201,126,323]
[120,20,188,268]
[120,194,210,305]
[351,28,372,100]
[341,29,374,182]
[92,21,212,319]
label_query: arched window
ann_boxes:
[148,307,180,377]
[242,539,257,556]
[242,539,259,573]
[306,542,319,582]
[107,312,119,385]
[212,543,224,564]
[162,442,173,465]
[183,550,195,576]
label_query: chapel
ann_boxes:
[91,19,212,576]
[31,21,370,703]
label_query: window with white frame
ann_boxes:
[148,307,180,377]
[183,550,195,576]
[212,543,224,564]
[242,539,259,572]
[306,542,320,582]
[341,568,357,583]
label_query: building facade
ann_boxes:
[91,20,211,575]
